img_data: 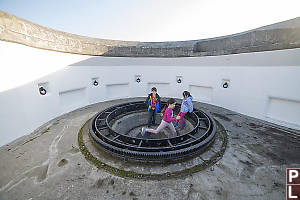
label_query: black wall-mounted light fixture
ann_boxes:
[93,80,99,86]
[223,82,229,88]
[39,86,47,95]
[177,78,182,84]
[136,77,141,83]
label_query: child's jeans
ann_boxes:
[145,120,176,137]
[176,112,186,124]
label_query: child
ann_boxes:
[145,87,161,127]
[175,91,193,130]
[142,98,180,138]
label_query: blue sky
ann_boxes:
[1,0,300,42]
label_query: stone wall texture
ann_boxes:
[1,10,300,57]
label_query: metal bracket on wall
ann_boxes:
[92,78,100,86]
[38,82,49,96]
[176,76,183,84]
[222,79,230,89]
[135,75,142,83]
[39,87,47,95]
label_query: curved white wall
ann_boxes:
[1,40,300,146]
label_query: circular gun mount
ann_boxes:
[89,101,217,163]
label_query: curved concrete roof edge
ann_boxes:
[1,10,300,57]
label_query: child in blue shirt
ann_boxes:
[175,91,193,130]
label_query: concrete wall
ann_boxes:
[1,10,300,57]
[1,40,300,146]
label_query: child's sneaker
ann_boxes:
[174,122,178,127]
[180,124,184,130]
[141,127,146,136]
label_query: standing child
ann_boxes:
[141,98,180,138]
[175,91,193,130]
[145,87,161,127]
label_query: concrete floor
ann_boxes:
[0,98,299,200]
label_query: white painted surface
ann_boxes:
[189,85,213,103]
[266,97,300,126]
[0,41,90,92]
[1,41,300,146]
[106,83,130,100]
[59,88,87,114]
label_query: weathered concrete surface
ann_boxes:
[193,27,300,56]
[1,10,300,57]
[0,98,300,200]
[0,10,139,55]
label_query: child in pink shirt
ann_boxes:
[141,98,180,138]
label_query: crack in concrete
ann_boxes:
[0,123,70,193]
